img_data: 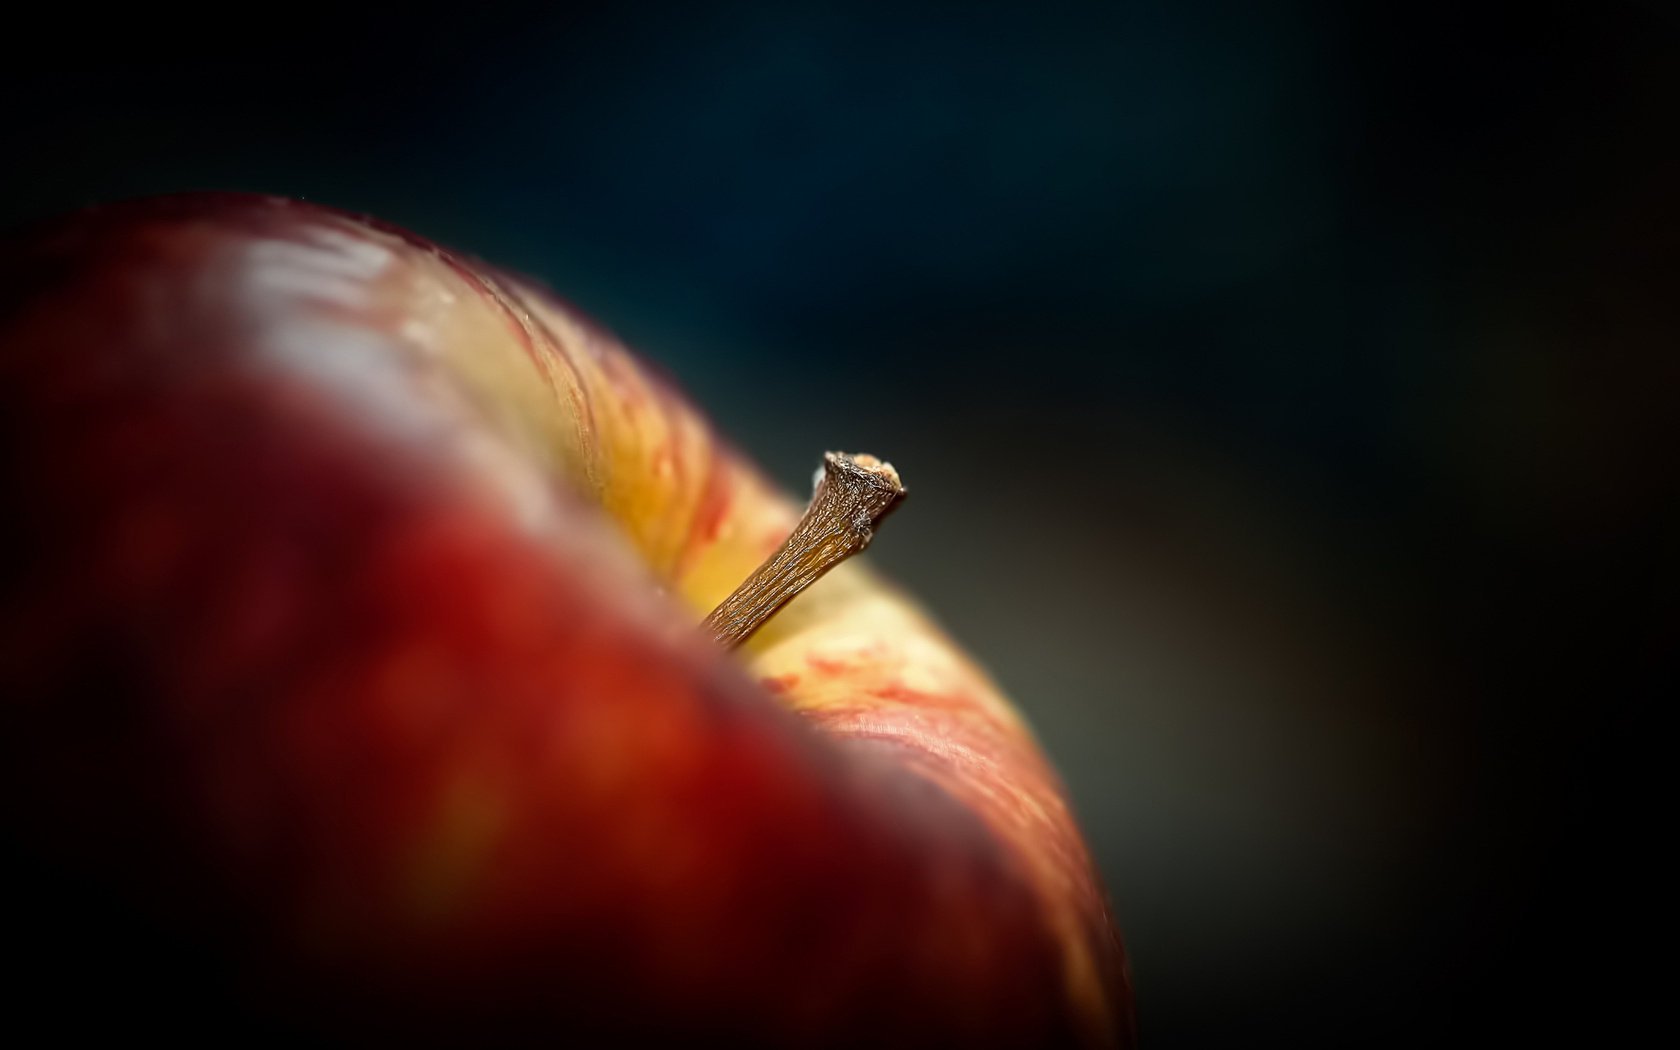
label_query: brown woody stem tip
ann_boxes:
[702,452,906,649]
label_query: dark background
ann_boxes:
[4,2,1672,1045]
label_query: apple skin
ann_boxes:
[0,194,1133,1046]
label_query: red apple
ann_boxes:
[0,193,1133,1046]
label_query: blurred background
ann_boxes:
[4,1,1671,1044]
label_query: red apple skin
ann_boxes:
[0,194,1133,1046]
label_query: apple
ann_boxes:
[0,193,1134,1046]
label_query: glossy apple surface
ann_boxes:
[0,194,1132,1046]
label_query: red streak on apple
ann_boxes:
[0,194,1133,1046]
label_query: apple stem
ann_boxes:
[703,452,906,649]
